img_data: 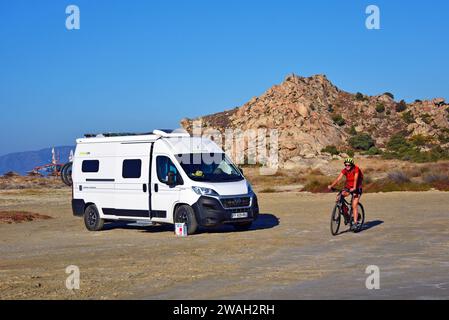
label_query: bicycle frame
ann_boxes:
[336,190,357,225]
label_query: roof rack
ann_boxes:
[83,129,189,138]
[84,132,153,138]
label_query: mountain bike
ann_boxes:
[330,188,365,236]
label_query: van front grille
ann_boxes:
[221,197,251,208]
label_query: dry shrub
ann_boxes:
[387,171,411,184]
[302,177,334,193]
[422,171,449,191]
[0,175,66,190]
[0,211,53,224]
[423,172,449,184]
[364,179,430,193]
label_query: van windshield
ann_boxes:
[175,153,244,182]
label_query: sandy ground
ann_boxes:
[0,188,448,300]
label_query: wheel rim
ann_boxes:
[176,208,190,225]
[88,210,97,227]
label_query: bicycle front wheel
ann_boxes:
[330,205,341,236]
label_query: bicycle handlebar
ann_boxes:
[330,187,355,194]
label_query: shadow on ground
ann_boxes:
[101,213,280,235]
[360,220,384,232]
[336,220,384,236]
[198,213,280,234]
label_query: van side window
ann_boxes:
[122,159,142,179]
[156,156,182,185]
[82,160,99,173]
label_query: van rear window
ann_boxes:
[122,159,142,178]
[82,160,99,173]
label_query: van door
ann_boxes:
[150,154,182,221]
[108,144,151,218]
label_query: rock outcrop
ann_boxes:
[181,74,449,166]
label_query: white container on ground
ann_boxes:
[175,223,188,236]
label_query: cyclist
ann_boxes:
[328,158,364,230]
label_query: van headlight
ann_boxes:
[247,182,254,194]
[192,186,219,196]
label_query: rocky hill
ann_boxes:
[181,74,449,167]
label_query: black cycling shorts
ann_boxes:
[344,188,363,197]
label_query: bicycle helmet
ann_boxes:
[344,158,355,166]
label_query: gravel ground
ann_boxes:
[0,188,448,299]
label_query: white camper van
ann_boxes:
[70,129,259,234]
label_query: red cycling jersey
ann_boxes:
[341,165,364,189]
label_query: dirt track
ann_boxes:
[1,189,448,299]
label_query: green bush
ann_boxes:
[421,113,432,125]
[365,146,382,155]
[349,134,375,151]
[410,134,431,147]
[346,149,355,157]
[384,92,395,99]
[348,125,357,136]
[402,111,415,124]
[387,133,410,152]
[438,129,449,144]
[384,133,449,163]
[355,92,366,101]
[332,114,346,126]
[386,110,391,116]
[321,145,339,156]
[395,100,407,113]
[375,103,385,113]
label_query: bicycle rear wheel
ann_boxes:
[351,203,365,232]
[358,203,365,226]
[330,205,341,236]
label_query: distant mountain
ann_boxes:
[0,146,75,175]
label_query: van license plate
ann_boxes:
[232,212,248,219]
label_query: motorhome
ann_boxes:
[69,129,259,234]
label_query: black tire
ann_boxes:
[174,205,198,235]
[84,205,104,231]
[330,205,341,236]
[61,162,73,186]
[233,221,253,231]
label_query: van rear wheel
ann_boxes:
[174,205,198,235]
[84,205,104,231]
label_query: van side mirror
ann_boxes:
[239,167,244,176]
[167,171,176,186]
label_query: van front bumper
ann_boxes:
[191,194,259,227]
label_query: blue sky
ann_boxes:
[0,0,448,156]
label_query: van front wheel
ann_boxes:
[84,205,104,231]
[174,205,198,235]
